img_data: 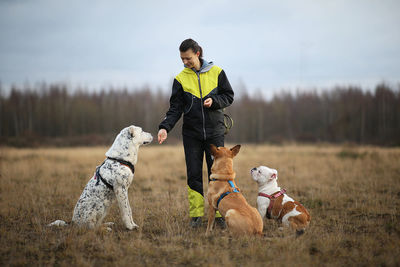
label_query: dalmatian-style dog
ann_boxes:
[48,125,152,230]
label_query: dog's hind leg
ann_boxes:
[225,209,250,235]
[288,214,309,235]
[114,185,138,230]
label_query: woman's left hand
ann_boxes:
[203,97,213,108]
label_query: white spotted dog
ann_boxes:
[48,125,152,230]
[251,166,310,235]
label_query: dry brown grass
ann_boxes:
[1,144,400,266]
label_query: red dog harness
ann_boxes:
[258,189,286,219]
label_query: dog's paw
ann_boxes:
[126,222,139,230]
[47,220,68,227]
[103,222,115,227]
[205,227,213,236]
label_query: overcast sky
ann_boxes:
[0,0,399,97]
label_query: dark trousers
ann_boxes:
[182,134,224,217]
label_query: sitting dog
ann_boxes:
[206,145,263,236]
[48,125,152,230]
[251,165,310,235]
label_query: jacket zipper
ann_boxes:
[196,72,207,140]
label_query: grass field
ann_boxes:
[1,144,400,266]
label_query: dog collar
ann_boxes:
[210,178,233,182]
[258,189,286,218]
[216,180,240,208]
[210,172,236,180]
[107,157,135,174]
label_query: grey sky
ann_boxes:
[0,0,399,97]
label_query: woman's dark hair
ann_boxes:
[179,38,203,59]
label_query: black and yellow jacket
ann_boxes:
[159,60,234,139]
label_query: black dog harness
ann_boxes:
[95,157,135,190]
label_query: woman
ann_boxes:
[158,38,234,228]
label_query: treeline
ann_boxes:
[230,84,400,146]
[0,83,399,146]
[0,84,170,146]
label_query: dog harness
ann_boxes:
[211,179,240,208]
[258,189,286,219]
[95,157,135,190]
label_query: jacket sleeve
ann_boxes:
[209,70,234,110]
[158,79,184,132]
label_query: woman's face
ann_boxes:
[180,49,201,70]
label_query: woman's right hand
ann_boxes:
[158,129,168,144]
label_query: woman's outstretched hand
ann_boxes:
[158,129,168,144]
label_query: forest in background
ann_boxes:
[0,82,399,146]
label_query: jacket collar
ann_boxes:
[184,59,214,74]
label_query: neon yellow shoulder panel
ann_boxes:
[176,66,222,98]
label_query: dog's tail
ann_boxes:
[47,220,69,227]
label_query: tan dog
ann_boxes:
[206,145,263,236]
[251,165,310,235]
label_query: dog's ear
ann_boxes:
[269,170,278,181]
[210,144,218,156]
[230,145,241,157]
[128,126,135,138]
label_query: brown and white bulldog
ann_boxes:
[206,145,263,236]
[251,165,310,235]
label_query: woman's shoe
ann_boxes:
[190,217,202,228]
[215,217,226,229]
